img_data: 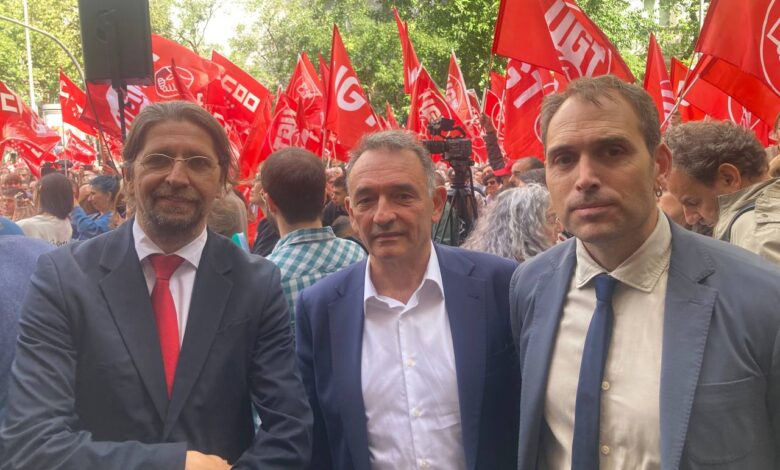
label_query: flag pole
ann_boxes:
[481,53,495,113]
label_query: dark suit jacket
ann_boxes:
[296,244,521,470]
[510,220,780,469]
[0,236,52,423]
[1,222,312,469]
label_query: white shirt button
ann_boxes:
[419,459,430,468]
[411,408,422,418]
[601,445,610,455]
[405,358,415,368]
[601,380,610,391]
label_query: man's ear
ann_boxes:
[345,197,360,234]
[122,166,135,200]
[715,163,742,192]
[654,143,673,186]
[431,186,448,224]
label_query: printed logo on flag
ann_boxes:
[761,1,780,94]
[155,66,195,99]
[727,97,762,131]
[334,66,376,127]
[107,86,152,130]
[544,0,611,79]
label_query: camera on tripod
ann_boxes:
[421,117,478,246]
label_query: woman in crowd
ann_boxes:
[16,173,74,246]
[71,175,119,240]
[462,184,559,263]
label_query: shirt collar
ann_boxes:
[133,219,208,269]
[363,242,444,309]
[275,227,337,250]
[575,209,672,293]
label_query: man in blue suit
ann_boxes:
[510,75,780,469]
[296,130,520,470]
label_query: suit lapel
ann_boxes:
[329,263,371,470]
[98,222,169,422]
[438,247,487,470]
[659,226,716,470]
[163,232,232,438]
[517,242,576,469]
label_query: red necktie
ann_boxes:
[148,254,185,398]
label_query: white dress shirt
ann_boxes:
[133,220,207,345]
[361,245,466,470]
[541,210,671,469]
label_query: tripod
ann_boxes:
[433,167,478,246]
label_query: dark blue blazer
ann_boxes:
[296,244,521,470]
[510,221,780,470]
[1,221,312,469]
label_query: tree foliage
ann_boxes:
[0,0,705,114]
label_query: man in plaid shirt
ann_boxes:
[262,148,365,323]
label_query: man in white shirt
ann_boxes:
[1,101,312,470]
[510,75,780,469]
[296,130,520,470]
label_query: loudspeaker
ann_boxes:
[78,0,153,85]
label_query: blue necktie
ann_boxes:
[572,273,618,470]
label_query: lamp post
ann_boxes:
[22,0,35,110]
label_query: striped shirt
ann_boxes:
[267,227,365,326]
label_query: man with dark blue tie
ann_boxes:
[510,75,780,469]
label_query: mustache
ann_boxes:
[152,185,199,202]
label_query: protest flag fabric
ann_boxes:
[288,52,325,99]
[59,71,97,136]
[288,52,326,144]
[669,58,708,122]
[490,71,506,98]
[239,98,273,179]
[0,80,61,152]
[393,7,423,94]
[407,67,470,155]
[318,52,331,97]
[446,52,475,125]
[4,140,48,178]
[206,50,271,139]
[324,25,380,150]
[63,130,97,165]
[492,0,634,82]
[643,34,676,127]
[503,60,555,159]
[151,34,223,101]
[385,101,400,129]
[81,83,156,138]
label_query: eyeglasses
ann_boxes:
[139,153,217,174]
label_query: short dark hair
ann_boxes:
[38,173,74,219]
[665,121,768,185]
[90,175,120,200]
[2,173,22,187]
[122,101,237,186]
[348,130,435,194]
[519,168,547,187]
[332,175,347,190]
[540,75,661,155]
[261,147,326,224]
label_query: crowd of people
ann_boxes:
[0,76,779,469]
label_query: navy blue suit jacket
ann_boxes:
[510,221,780,469]
[296,244,520,470]
[1,221,312,469]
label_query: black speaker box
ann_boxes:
[78,0,153,85]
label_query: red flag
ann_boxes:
[318,52,331,97]
[239,98,273,179]
[5,140,48,178]
[643,34,676,126]
[63,130,97,165]
[669,58,708,122]
[206,50,271,137]
[287,52,326,142]
[503,60,555,159]
[385,101,400,129]
[151,34,223,102]
[492,0,635,82]
[393,7,423,94]
[445,52,475,126]
[81,83,156,138]
[695,0,780,96]
[407,67,469,143]
[59,71,96,136]
[324,26,380,149]
[288,52,325,99]
[0,81,61,152]
[674,59,774,145]
[695,55,780,128]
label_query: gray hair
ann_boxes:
[207,190,247,238]
[347,130,436,194]
[462,185,554,263]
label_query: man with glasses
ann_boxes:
[1,102,313,470]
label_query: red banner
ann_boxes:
[324,26,380,150]
[394,7,423,94]
[503,60,555,159]
[643,34,676,127]
[81,83,156,138]
[151,34,223,102]
[492,0,634,82]
[59,71,97,136]
[445,52,475,126]
[0,80,61,152]
[63,130,97,164]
